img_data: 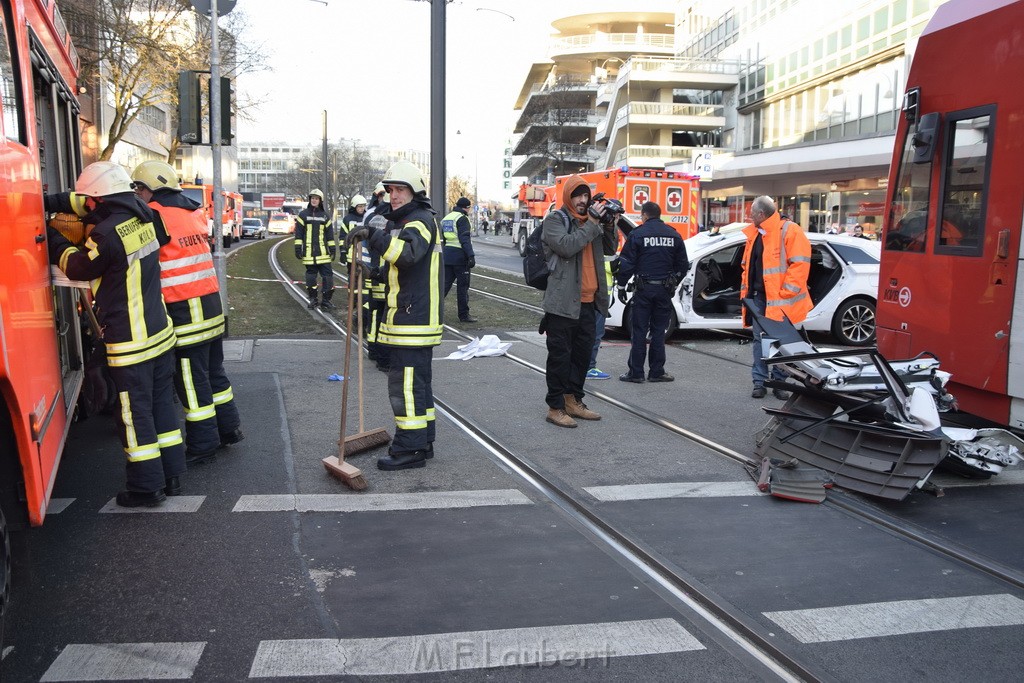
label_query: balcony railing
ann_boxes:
[550,33,674,56]
[611,145,727,166]
[549,142,603,162]
[614,102,725,122]
[531,108,603,127]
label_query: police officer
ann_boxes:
[441,196,477,323]
[294,189,337,309]
[131,160,243,466]
[339,194,367,265]
[345,161,444,471]
[615,201,688,383]
[46,162,184,507]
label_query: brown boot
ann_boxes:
[546,407,577,428]
[564,394,601,421]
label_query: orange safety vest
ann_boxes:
[740,213,813,326]
[154,202,219,303]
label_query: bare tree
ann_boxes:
[446,176,475,211]
[277,141,384,216]
[63,0,268,162]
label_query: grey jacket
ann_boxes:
[541,208,617,319]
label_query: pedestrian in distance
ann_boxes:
[339,194,367,265]
[586,255,617,380]
[441,196,478,323]
[131,161,243,468]
[294,189,337,310]
[344,161,444,471]
[45,162,184,507]
[741,195,812,399]
[615,201,688,383]
[540,176,618,428]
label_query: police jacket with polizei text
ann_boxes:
[364,199,444,347]
[46,192,175,367]
[616,218,689,286]
[148,189,225,348]
[294,204,336,264]
[440,209,475,266]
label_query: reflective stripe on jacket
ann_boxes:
[740,213,812,326]
[294,207,336,264]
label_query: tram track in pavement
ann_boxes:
[269,239,1024,680]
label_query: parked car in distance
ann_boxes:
[607,223,880,346]
[241,217,266,240]
[267,212,294,235]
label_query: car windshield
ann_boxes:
[830,242,879,265]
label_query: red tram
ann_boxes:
[877,0,1024,431]
[0,0,85,630]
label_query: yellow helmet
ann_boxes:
[382,161,426,195]
[75,161,134,197]
[350,194,367,208]
[309,189,324,201]
[131,160,181,192]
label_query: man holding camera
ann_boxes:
[615,201,689,383]
[540,175,619,428]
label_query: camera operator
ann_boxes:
[615,201,688,383]
[539,176,619,428]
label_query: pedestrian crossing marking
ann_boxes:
[763,593,1024,643]
[233,489,532,513]
[248,618,702,677]
[40,642,205,681]
[47,498,75,514]
[586,482,760,501]
[98,496,206,514]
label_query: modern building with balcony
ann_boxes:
[511,9,678,185]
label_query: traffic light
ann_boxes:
[214,76,232,145]
[178,71,202,144]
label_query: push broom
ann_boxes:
[345,258,390,455]
[322,256,371,490]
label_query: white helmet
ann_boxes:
[350,194,367,208]
[76,162,134,197]
[309,189,324,201]
[382,161,426,195]
[373,182,385,195]
[131,160,181,191]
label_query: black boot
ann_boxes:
[306,287,319,309]
[219,427,245,447]
[377,450,428,471]
[116,489,166,508]
[186,448,217,466]
[164,477,181,496]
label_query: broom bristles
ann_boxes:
[343,428,391,457]
[322,455,368,491]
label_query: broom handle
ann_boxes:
[356,248,366,433]
[338,257,357,455]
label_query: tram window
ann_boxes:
[885,120,932,253]
[0,7,23,143]
[936,109,991,256]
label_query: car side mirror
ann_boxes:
[912,112,941,164]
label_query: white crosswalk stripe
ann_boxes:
[586,481,760,501]
[233,489,532,512]
[40,642,206,681]
[248,618,703,677]
[763,593,1024,643]
[99,496,206,514]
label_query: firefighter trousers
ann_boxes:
[366,297,389,365]
[173,337,241,455]
[304,263,334,301]
[108,350,185,493]
[386,346,435,454]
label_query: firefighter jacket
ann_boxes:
[440,209,475,267]
[148,189,225,348]
[340,208,364,263]
[363,198,444,347]
[294,204,336,265]
[361,203,388,300]
[46,192,175,367]
[740,212,813,327]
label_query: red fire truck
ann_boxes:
[0,0,88,636]
[877,0,1024,430]
[181,182,243,248]
[513,167,701,256]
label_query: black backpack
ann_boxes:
[522,209,567,291]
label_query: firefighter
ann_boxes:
[615,201,688,383]
[441,196,478,322]
[45,162,184,507]
[361,183,391,372]
[130,160,243,466]
[294,189,337,309]
[339,194,367,266]
[344,161,443,471]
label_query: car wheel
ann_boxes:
[517,230,528,257]
[832,297,876,345]
[623,303,678,342]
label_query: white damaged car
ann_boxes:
[607,223,880,345]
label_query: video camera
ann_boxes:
[589,192,626,225]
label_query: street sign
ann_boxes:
[691,150,714,181]
[262,193,285,211]
[190,0,236,15]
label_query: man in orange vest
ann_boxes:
[741,196,812,400]
[132,161,243,465]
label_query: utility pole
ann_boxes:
[210,1,225,314]
[322,111,329,213]
[430,0,446,215]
